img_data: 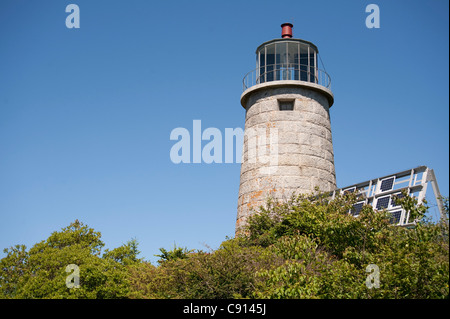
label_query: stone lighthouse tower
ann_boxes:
[236,23,336,233]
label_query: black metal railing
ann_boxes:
[243,63,331,91]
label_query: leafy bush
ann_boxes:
[129,239,283,299]
[243,191,449,299]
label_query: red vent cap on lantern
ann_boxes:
[281,23,293,38]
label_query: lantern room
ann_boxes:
[242,23,331,93]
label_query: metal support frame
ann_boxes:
[427,169,448,224]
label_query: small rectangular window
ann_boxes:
[278,99,294,111]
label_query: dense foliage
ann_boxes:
[0,220,139,298]
[1,194,448,299]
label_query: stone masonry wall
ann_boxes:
[236,86,336,233]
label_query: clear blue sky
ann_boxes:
[1,0,448,264]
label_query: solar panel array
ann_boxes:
[332,166,433,227]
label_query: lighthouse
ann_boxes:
[236,23,336,233]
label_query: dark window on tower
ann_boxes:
[278,99,294,111]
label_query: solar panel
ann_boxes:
[343,187,356,194]
[391,192,405,207]
[376,196,390,210]
[380,177,395,192]
[351,202,364,216]
[389,210,403,224]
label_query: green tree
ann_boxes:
[154,243,192,264]
[0,220,138,299]
[103,238,141,266]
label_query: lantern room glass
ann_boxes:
[257,40,317,85]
